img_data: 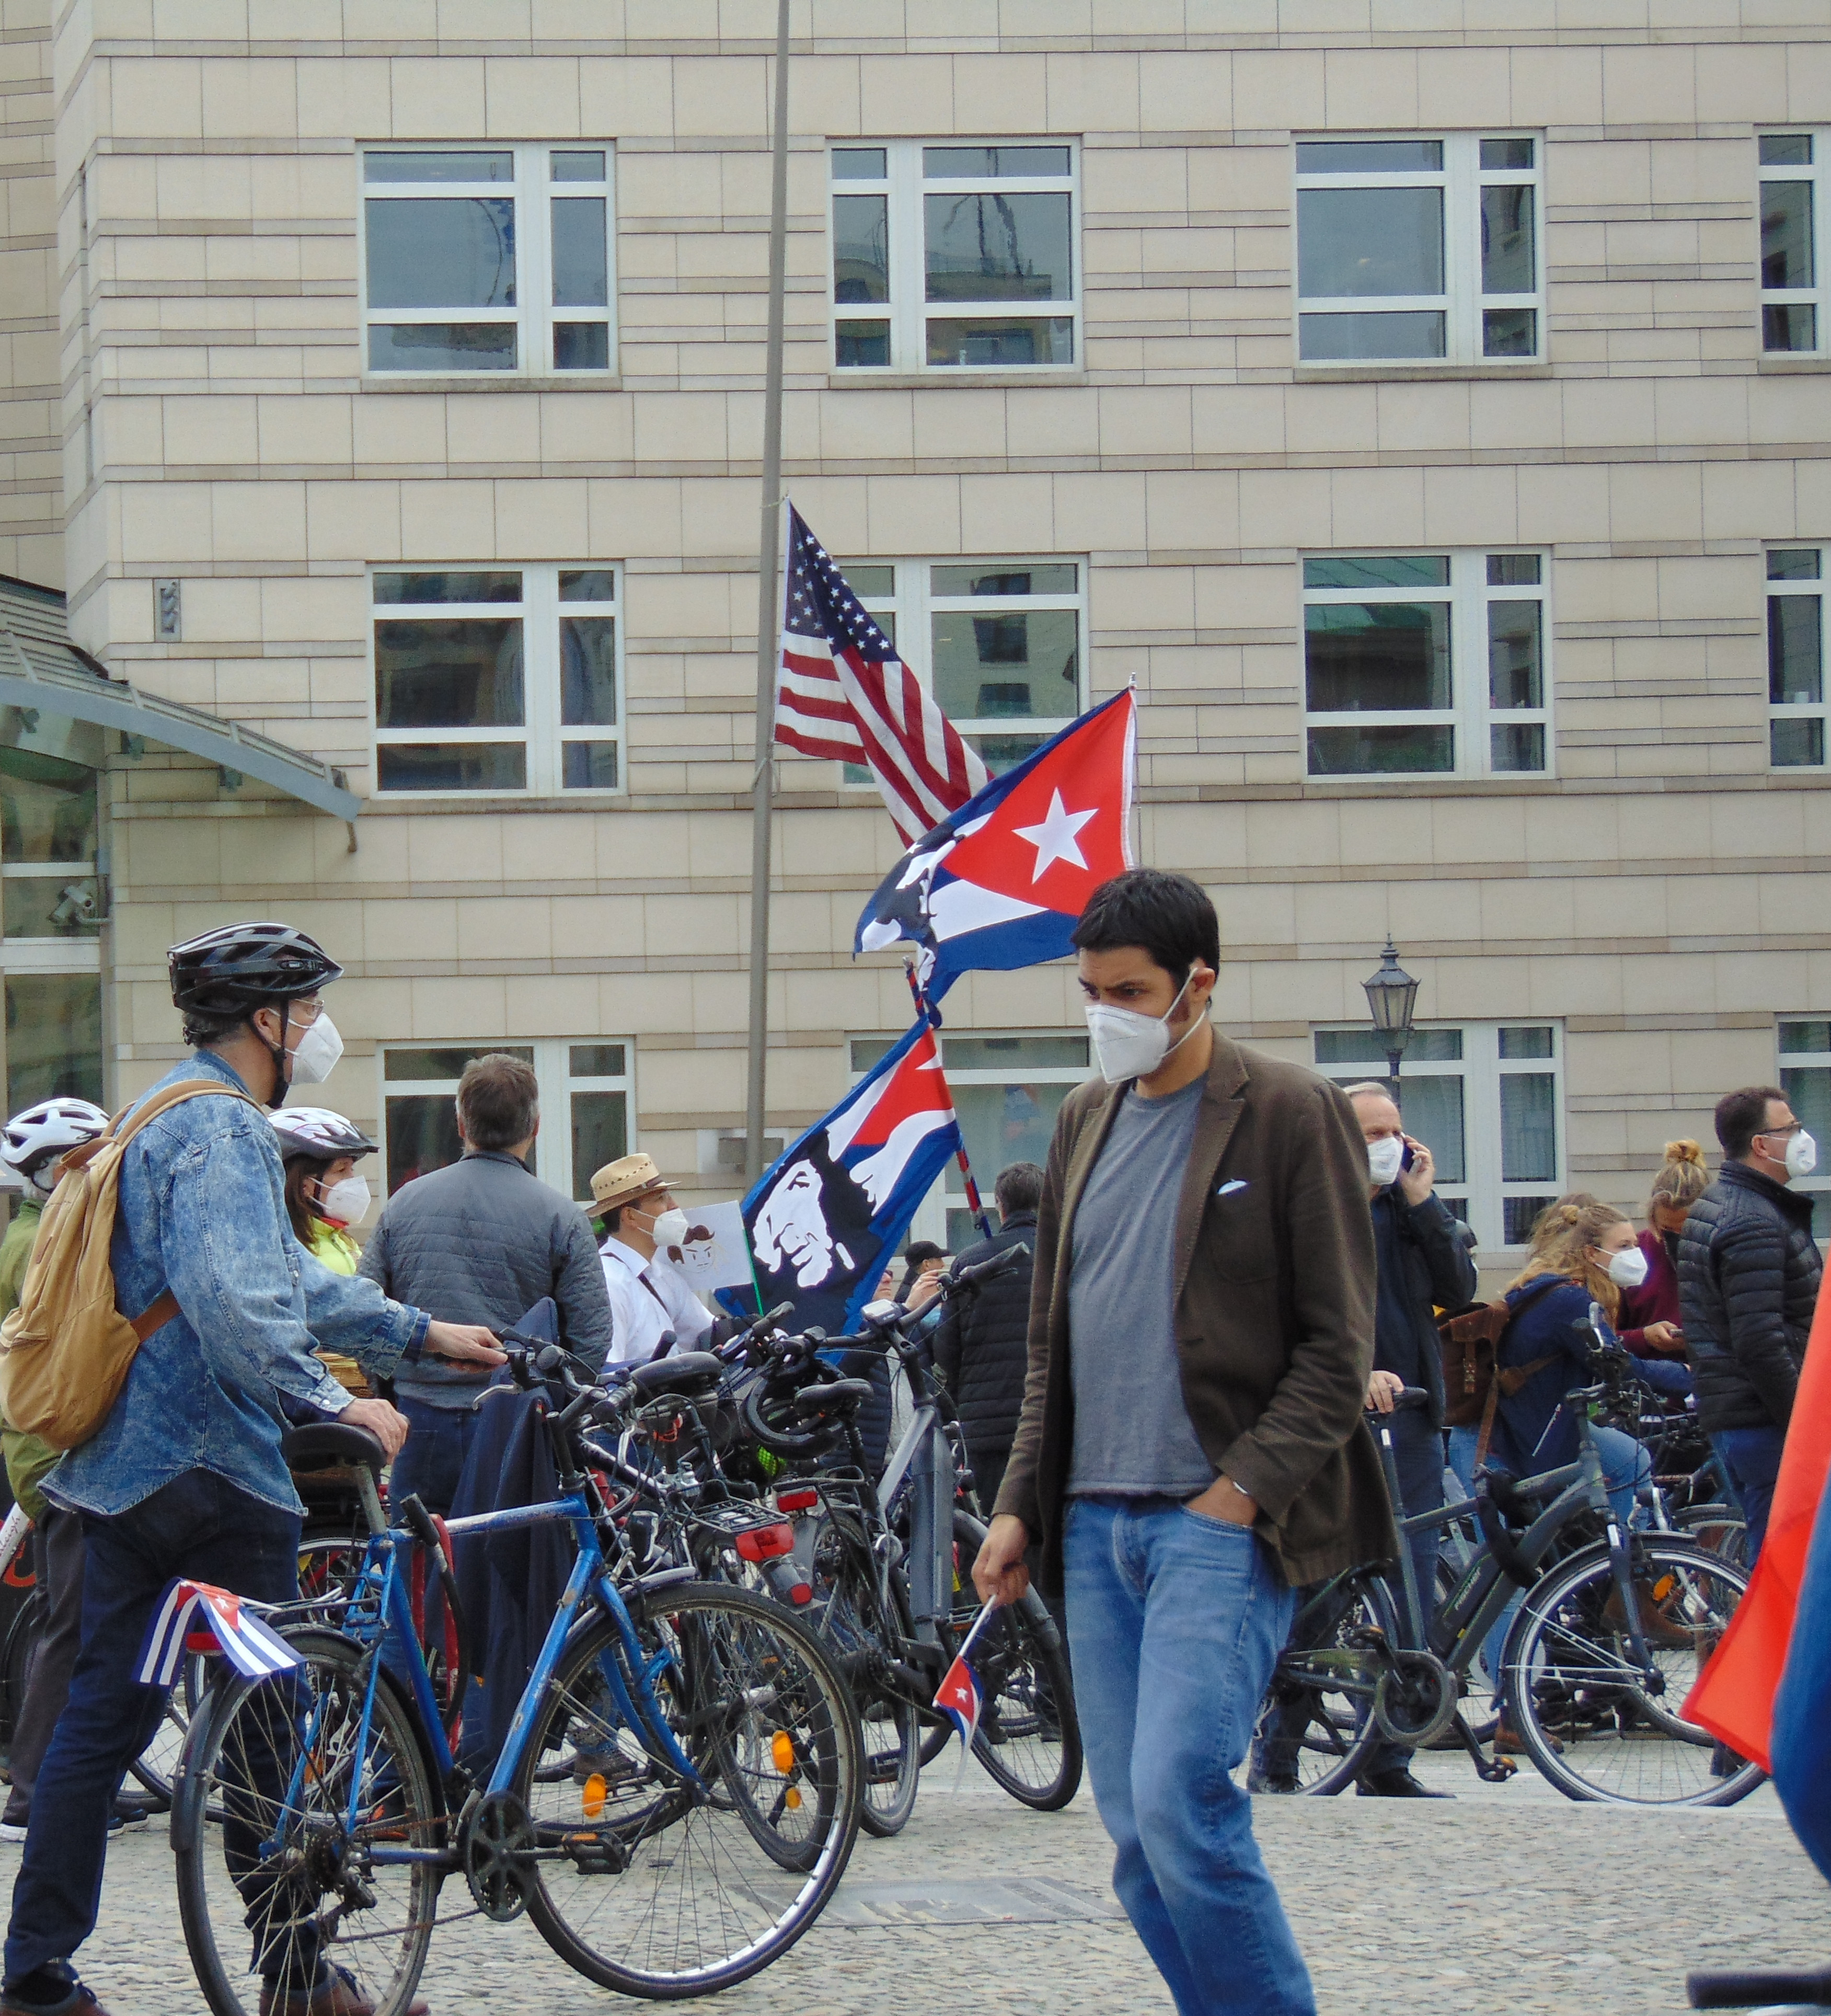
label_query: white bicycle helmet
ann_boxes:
[269,1107,376,1164]
[2,1097,111,1192]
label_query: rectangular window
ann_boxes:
[849,1030,1090,1250]
[1759,134,1825,355]
[1295,134,1542,364]
[361,145,615,376]
[380,1040,630,1204]
[1780,1020,1831,1235]
[370,566,622,796]
[0,749,101,942]
[1303,551,1550,778]
[1768,547,1827,769]
[1314,1022,1563,1250]
[831,142,1078,372]
[833,560,1085,782]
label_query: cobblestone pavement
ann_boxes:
[49,1752,1831,2015]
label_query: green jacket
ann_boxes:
[0,1199,57,1519]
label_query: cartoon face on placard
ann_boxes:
[658,1199,755,1292]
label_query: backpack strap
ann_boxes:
[1470,1276,1567,1471]
[92,1080,261,1341]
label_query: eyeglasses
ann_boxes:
[1757,1122,1803,1141]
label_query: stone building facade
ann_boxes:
[1,1,1828,1268]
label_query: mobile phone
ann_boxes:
[1400,1141,1415,1173]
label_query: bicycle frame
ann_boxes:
[873,1392,955,1643]
[275,1490,705,1870]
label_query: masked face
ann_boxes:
[1366,1135,1406,1187]
[313,1172,371,1228]
[1598,1242,1649,1291]
[287,1007,343,1088]
[1084,967,1203,1086]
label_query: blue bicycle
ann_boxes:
[170,1337,863,2014]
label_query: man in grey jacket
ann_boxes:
[359,1051,613,1513]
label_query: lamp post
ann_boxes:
[1362,939,1421,1093]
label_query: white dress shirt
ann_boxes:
[600,1236,714,1366]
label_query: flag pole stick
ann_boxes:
[902,957,994,1240]
[744,0,792,1186]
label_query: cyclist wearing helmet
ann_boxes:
[270,1107,376,1277]
[0,1102,146,1850]
[1,923,503,2016]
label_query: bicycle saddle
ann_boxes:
[282,1421,387,1475]
[628,1350,723,1400]
[791,1378,873,1420]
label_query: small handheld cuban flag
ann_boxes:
[136,1578,302,1687]
[855,688,1136,1004]
[721,1015,964,1333]
[934,1600,998,1786]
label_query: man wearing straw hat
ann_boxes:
[584,1153,715,1366]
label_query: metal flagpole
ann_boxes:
[744,0,792,1186]
[902,957,994,1240]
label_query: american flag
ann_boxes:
[774,506,987,844]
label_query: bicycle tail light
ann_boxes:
[735,1519,796,1562]
[762,1558,813,1606]
[776,1486,820,1514]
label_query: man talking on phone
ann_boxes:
[1341,1079,1476,1797]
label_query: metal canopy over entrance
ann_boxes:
[0,577,360,822]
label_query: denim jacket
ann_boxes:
[47,1051,430,1519]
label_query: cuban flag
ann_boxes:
[934,1600,998,1780]
[855,689,1136,1003]
[726,1017,963,1334]
[136,1578,302,1687]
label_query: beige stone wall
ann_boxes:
[30,2,1831,1236]
[0,0,57,586]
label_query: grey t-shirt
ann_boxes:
[1066,1076,1216,1497]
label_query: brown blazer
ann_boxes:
[993,1032,1395,1591]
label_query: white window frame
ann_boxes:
[829,140,1080,373]
[377,1039,632,1204]
[1779,1020,1831,1233]
[1302,549,1552,781]
[359,144,617,379]
[1767,545,1828,770]
[848,1030,1090,1249]
[1759,132,1827,357]
[1294,132,1544,366]
[1315,1021,1565,1254]
[833,558,1087,785]
[368,565,624,798]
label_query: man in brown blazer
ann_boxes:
[973,869,1389,2016]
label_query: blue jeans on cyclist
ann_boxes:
[1065,1495,1312,2016]
[3,1470,304,2001]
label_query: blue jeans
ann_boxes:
[389,1395,480,1518]
[1064,1495,1312,2016]
[1713,1425,1786,1562]
[5,1470,301,1988]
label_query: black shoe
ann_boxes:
[1247,1769,1300,1794]
[1357,1768,1453,1799]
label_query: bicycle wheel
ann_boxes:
[1675,1502,1750,1573]
[172,1629,439,2016]
[515,1583,860,1999]
[938,1514,1081,1810]
[129,1652,208,1806]
[1247,1574,1393,1796]
[1503,1537,1765,1807]
[809,1525,922,1837]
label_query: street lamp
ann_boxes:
[1362,938,1421,1091]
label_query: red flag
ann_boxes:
[1685,1269,1831,1770]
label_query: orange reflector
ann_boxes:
[785,1786,803,1811]
[771,1731,796,1774]
[581,1773,607,1818]
[1653,1575,1677,1602]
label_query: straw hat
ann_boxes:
[582,1151,668,1221]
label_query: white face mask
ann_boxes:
[650,1207,690,1248]
[286,1009,343,1088]
[1787,1130,1819,1181]
[1604,1244,1649,1291]
[1366,1136,1406,1187]
[315,1173,371,1228]
[1085,969,1202,1086]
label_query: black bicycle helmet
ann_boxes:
[167,922,343,1014]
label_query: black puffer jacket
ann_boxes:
[931,1212,1036,1504]
[1677,1161,1822,1434]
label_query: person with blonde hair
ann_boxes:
[1617,1140,1709,1361]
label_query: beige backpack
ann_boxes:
[0,1080,258,1450]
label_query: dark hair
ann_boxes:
[1717,1085,1788,1162]
[994,1162,1044,1216]
[896,1240,946,1302]
[185,1004,255,1049]
[457,1053,540,1153]
[282,1156,330,1244]
[1070,868,1219,982]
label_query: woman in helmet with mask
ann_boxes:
[269,1107,376,1278]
